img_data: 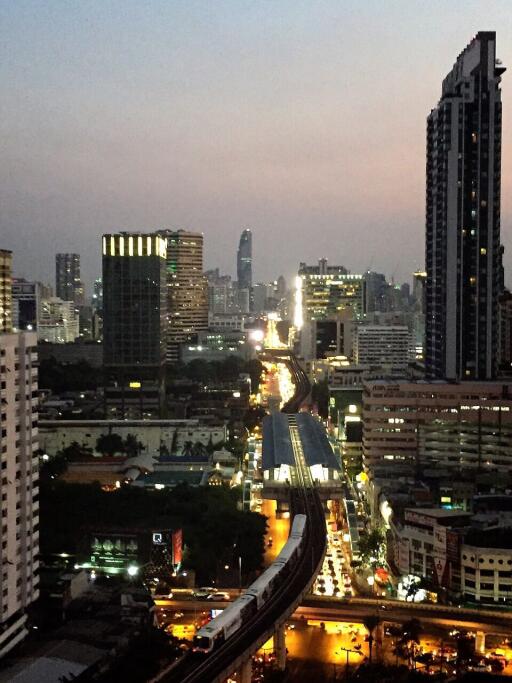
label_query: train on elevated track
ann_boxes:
[192,515,307,654]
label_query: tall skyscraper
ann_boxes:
[237,229,252,311]
[0,251,39,656]
[426,32,505,380]
[159,230,208,362]
[102,233,167,417]
[55,253,84,305]
[0,250,13,333]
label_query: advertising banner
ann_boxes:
[172,529,183,566]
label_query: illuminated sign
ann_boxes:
[129,381,141,389]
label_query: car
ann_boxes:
[193,586,214,598]
[206,591,230,601]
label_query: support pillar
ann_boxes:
[239,657,252,683]
[274,624,287,670]
[375,622,384,661]
[475,631,486,654]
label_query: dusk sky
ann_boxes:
[2,1,512,292]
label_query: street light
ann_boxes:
[336,646,364,680]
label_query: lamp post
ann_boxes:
[336,646,364,680]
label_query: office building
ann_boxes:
[237,229,252,291]
[426,32,505,380]
[38,297,79,344]
[364,271,387,313]
[0,329,40,656]
[237,229,252,311]
[102,233,167,417]
[205,269,235,315]
[354,325,410,367]
[92,278,103,310]
[362,380,512,469]
[498,289,512,376]
[0,250,12,334]
[55,253,84,305]
[297,260,365,360]
[159,230,208,362]
[11,279,48,332]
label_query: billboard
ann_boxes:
[172,529,183,566]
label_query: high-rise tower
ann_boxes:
[425,32,505,380]
[159,230,208,362]
[237,229,252,311]
[0,250,39,656]
[102,233,167,417]
[0,250,12,333]
[55,253,84,305]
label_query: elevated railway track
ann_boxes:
[153,352,324,682]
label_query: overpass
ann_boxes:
[158,594,512,640]
[151,353,326,682]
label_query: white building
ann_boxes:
[461,530,512,604]
[39,419,227,457]
[38,297,79,344]
[0,331,40,656]
[354,325,410,367]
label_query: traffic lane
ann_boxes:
[158,596,512,634]
[261,498,290,566]
[296,604,512,635]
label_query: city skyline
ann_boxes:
[2,2,512,291]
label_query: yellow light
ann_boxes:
[119,235,124,256]
[110,235,115,255]
[147,235,152,255]
[138,235,143,256]
[128,236,134,256]
[129,381,141,388]
[102,236,107,255]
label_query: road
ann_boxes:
[156,606,512,678]
[260,498,290,566]
[156,594,512,636]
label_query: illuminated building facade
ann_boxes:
[102,233,167,417]
[55,253,84,305]
[296,260,365,360]
[159,230,208,363]
[0,250,12,334]
[363,380,512,469]
[38,297,79,343]
[354,325,410,367]
[426,32,505,380]
[0,330,39,656]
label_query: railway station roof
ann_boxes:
[296,413,340,471]
[262,413,295,470]
[262,412,340,472]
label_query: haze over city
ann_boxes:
[4,4,512,682]
[2,0,512,290]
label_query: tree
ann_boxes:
[39,453,68,480]
[96,433,125,456]
[61,441,92,461]
[363,615,380,664]
[191,442,208,457]
[170,430,178,454]
[399,619,422,669]
[181,441,193,456]
[124,433,144,458]
[358,528,385,569]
